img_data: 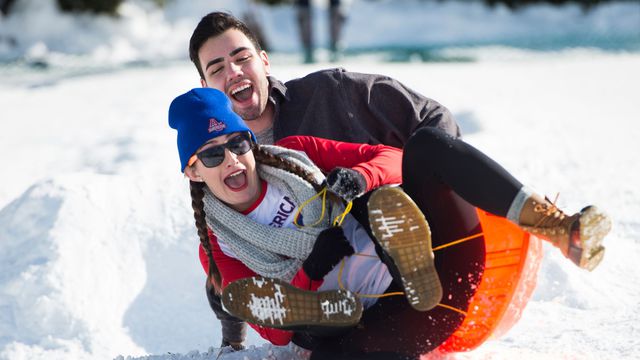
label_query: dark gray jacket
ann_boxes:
[269,68,460,147]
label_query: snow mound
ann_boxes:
[0,172,212,360]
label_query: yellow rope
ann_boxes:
[436,303,468,316]
[432,232,485,252]
[332,200,353,226]
[334,231,484,311]
[293,187,328,228]
[293,186,354,228]
[337,256,404,298]
[336,255,468,315]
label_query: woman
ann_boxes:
[168,88,610,359]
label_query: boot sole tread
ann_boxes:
[367,186,442,311]
[222,276,362,329]
[577,206,611,271]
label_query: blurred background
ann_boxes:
[0,0,638,85]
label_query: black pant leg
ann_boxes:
[404,127,523,217]
[402,127,487,313]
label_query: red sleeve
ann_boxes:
[275,135,402,191]
[199,228,323,345]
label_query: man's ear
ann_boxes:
[184,165,204,182]
[200,77,207,88]
[260,50,270,75]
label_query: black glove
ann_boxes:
[303,226,355,280]
[326,167,367,202]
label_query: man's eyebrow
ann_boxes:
[229,47,250,57]
[204,47,251,71]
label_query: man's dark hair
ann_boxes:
[189,12,263,79]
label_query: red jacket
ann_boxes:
[198,135,402,345]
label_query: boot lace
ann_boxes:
[532,193,567,228]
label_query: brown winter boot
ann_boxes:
[519,194,611,271]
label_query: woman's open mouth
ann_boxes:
[224,169,248,191]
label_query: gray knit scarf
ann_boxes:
[202,145,344,281]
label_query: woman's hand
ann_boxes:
[303,226,355,280]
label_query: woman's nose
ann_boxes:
[223,148,239,166]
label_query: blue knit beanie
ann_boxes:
[169,88,257,172]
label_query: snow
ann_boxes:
[1,0,640,360]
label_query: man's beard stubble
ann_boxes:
[235,107,261,121]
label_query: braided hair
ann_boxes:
[189,180,223,292]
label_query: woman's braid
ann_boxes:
[190,180,222,292]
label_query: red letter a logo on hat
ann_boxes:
[208,118,226,133]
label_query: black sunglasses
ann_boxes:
[195,132,254,168]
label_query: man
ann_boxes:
[188,12,484,357]
[189,12,460,147]
[296,0,347,63]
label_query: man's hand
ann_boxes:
[326,167,367,202]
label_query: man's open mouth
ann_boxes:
[230,84,253,102]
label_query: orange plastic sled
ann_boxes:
[436,209,543,353]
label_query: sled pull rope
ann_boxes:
[336,231,485,314]
[336,258,468,315]
[337,258,405,298]
[433,232,485,252]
